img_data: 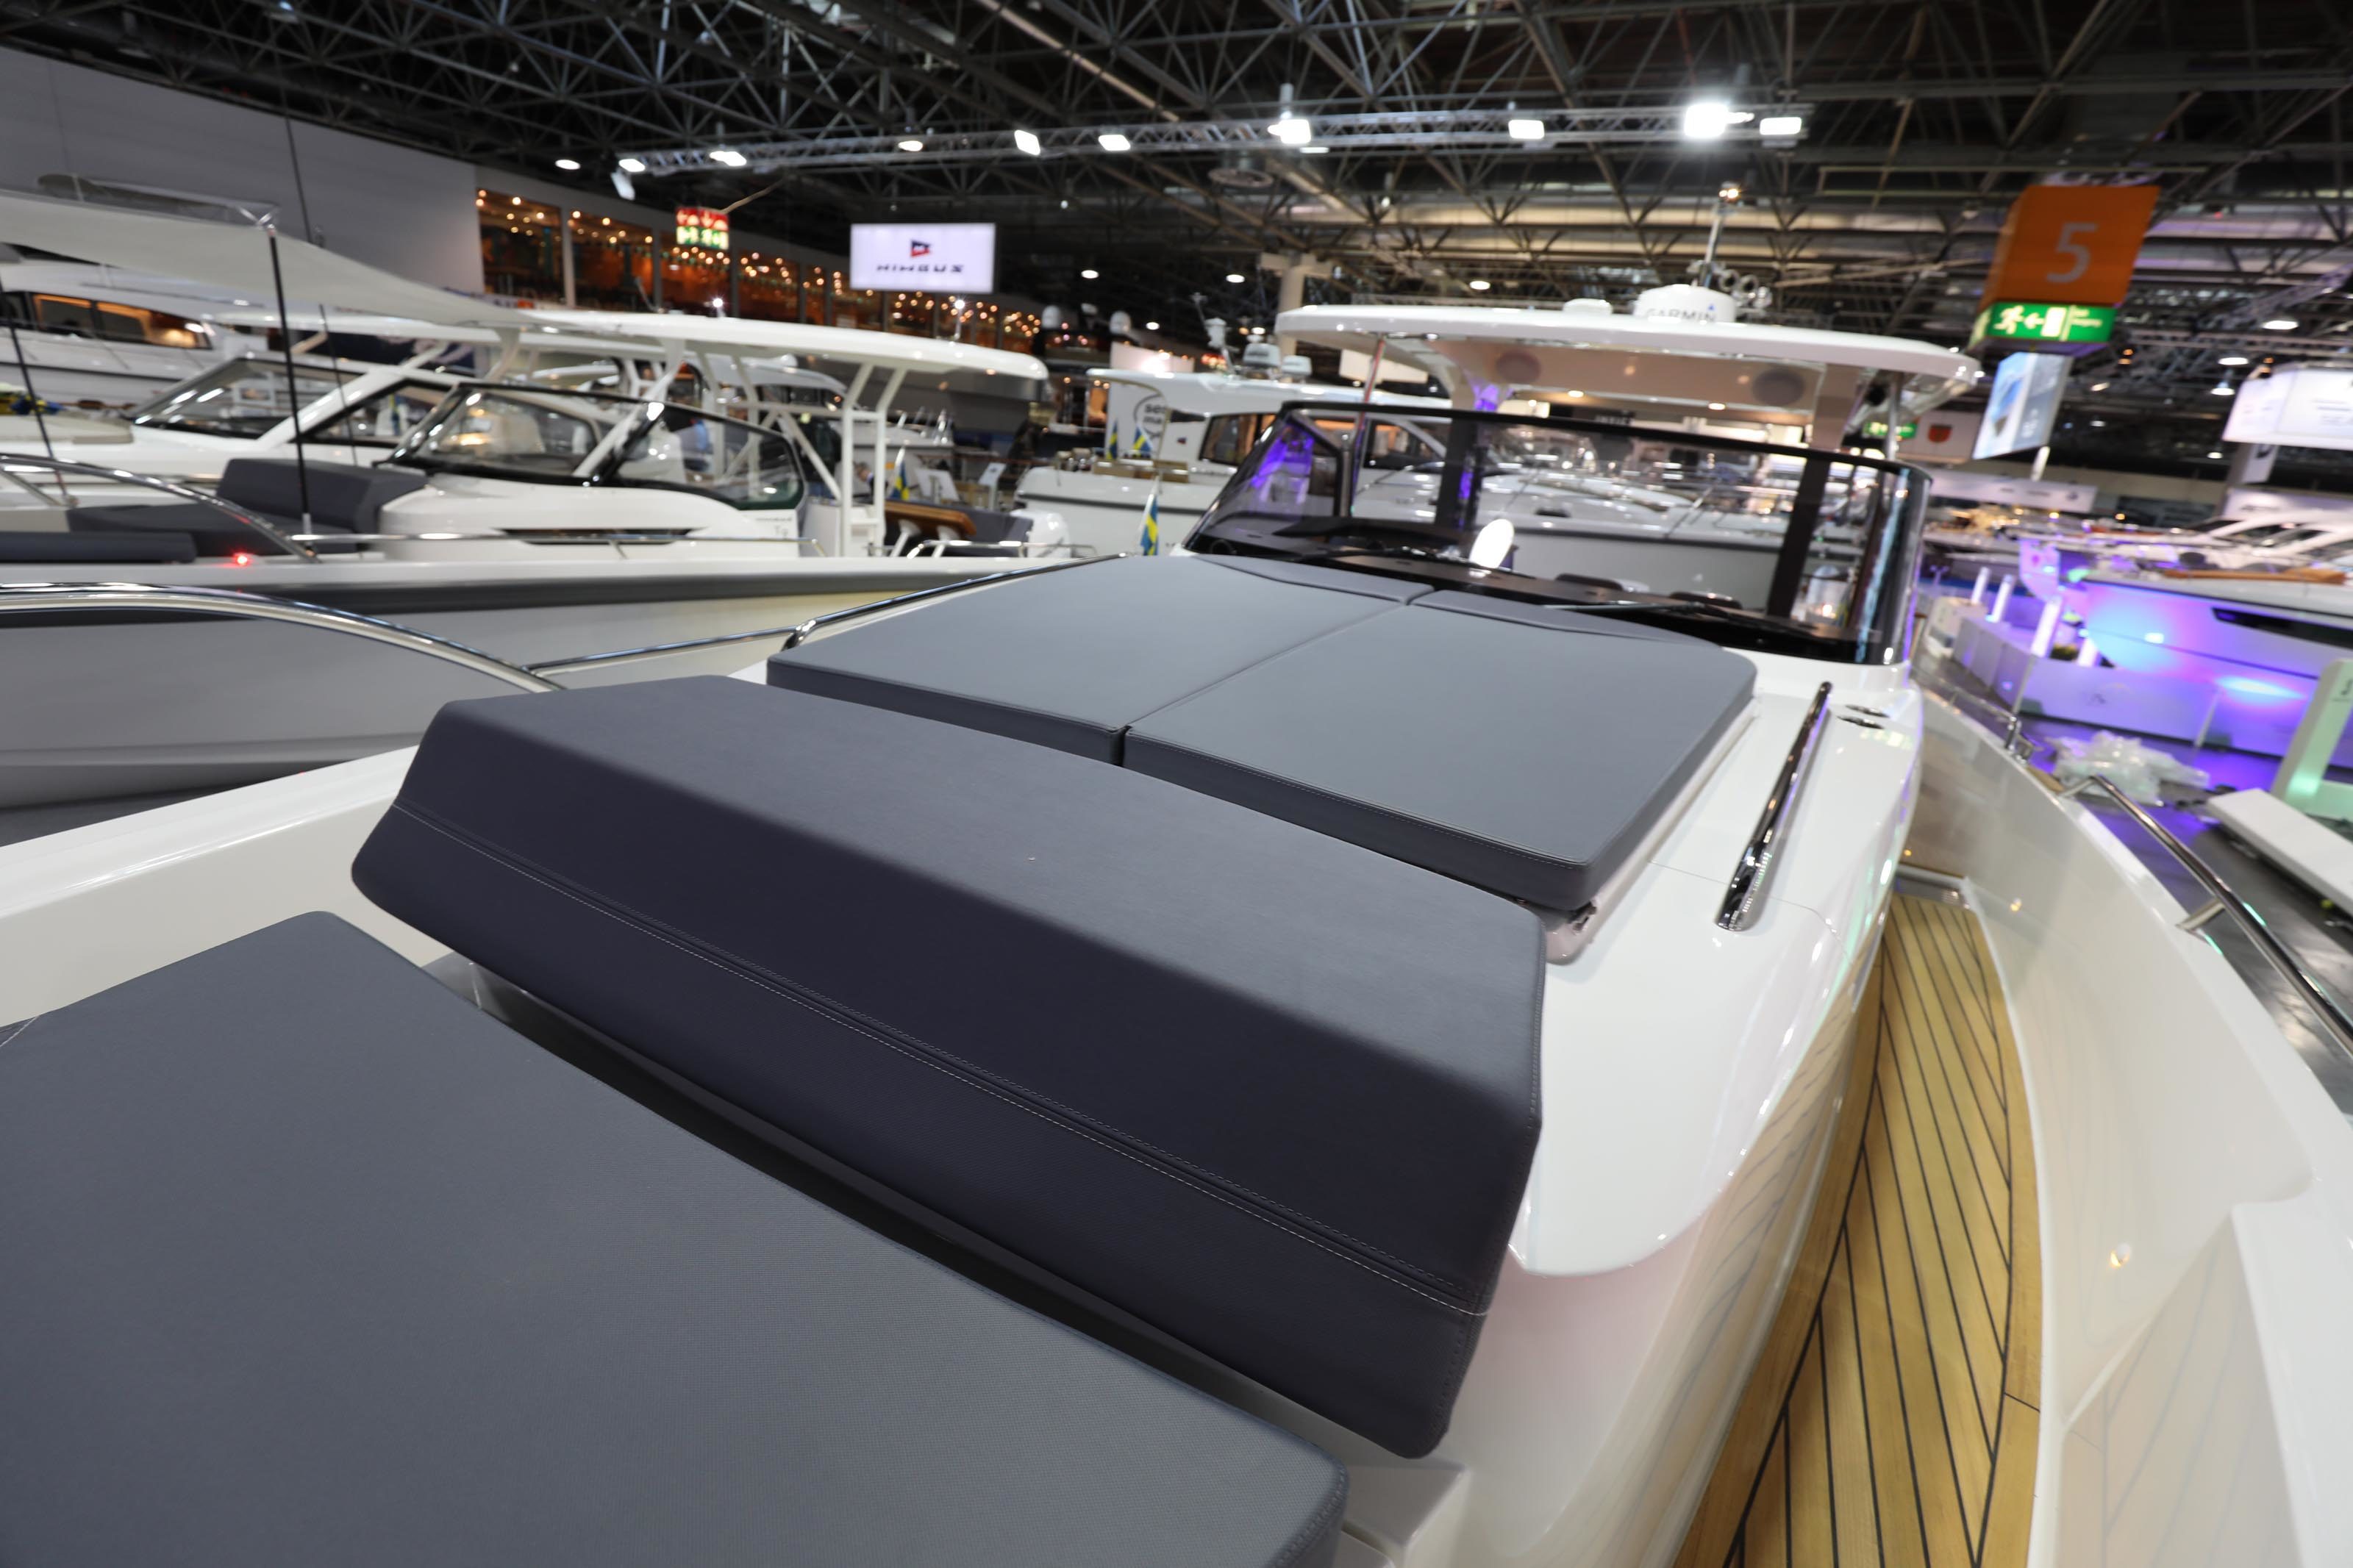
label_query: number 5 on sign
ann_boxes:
[1981,185,2157,307]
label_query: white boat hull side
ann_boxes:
[1015,468,1224,555]
[1909,701,2353,1567]
[0,562,1006,805]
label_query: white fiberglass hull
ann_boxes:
[1014,466,1225,556]
[0,555,1011,806]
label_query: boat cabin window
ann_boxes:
[306,381,452,448]
[614,406,805,512]
[3,292,210,348]
[127,357,360,439]
[401,388,612,477]
[1203,412,1278,467]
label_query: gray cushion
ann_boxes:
[354,677,1544,1457]
[1208,555,1437,601]
[0,914,1347,1567]
[218,457,424,531]
[1124,598,1756,909]
[0,527,196,562]
[767,554,1396,760]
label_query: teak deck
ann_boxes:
[1674,890,2040,1568]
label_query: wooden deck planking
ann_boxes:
[1671,892,2040,1568]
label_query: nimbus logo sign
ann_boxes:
[850,222,997,293]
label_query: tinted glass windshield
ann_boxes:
[1193,404,1927,664]
[397,387,631,477]
[394,387,806,509]
[129,357,357,439]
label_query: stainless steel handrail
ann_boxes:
[2060,773,2353,1061]
[775,551,1125,653]
[281,531,826,551]
[1717,681,1835,932]
[0,454,318,560]
[529,554,1117,676]
[0,581,556,692]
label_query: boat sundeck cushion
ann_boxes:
[1126,598,1754,908]
[0,528,197,562]
[0,914,1348,1567]
[764,556,1753,907]
[766,554,1399,760]
[218,457,426,533]
[356,677,1544,1457]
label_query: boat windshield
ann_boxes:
[126,357,358,439]
[393,386,807,510]
[1190,403,1929,664]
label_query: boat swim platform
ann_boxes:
[1674,889,2039,1568]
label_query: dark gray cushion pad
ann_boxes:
[67,501,329,557]
[0,914,1346,1567]
[1415,587,1715,642]
[1126,601,1756,909]
[767,554,1396,760]
[1208,555,1437,601]
[0,527,196,562]
[355,678,1543,1456]
[219,456,424,531]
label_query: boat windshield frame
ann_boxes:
[387,383,810,512]
[1188,400,1932,665]
[124,354,365,440]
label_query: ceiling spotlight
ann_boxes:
[1508,117,1546,140]
[1226,271,1246,284]
[1013,129,1042,156]
[2207,450,2224,459]
[1759,114,1804,138]
[710,148,748,167]
[1269,113,1314,146]
[1080,268,1099,279]
[1145,321,1160,331]
[2088,381,2110,391]
[617,157,647,173]
[897,138,925,152]
[2090,419,2106,427]
[2263,318,2299,331]
[1098,132,1132,152]
[1707,402,1728,411]
[1718,182,1743,203]
[2211,381,2236,396]
[1468,279,1491,291]
[1301,145,1331,155]
[554,157,581,171]
[2218,354,2250,365]
[1682,99,1734,140]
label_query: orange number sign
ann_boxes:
[1980,185,2157,308]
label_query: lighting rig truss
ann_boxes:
[621,105,1814,176]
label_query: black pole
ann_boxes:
[265,225,315,530]
[3,315,58,465]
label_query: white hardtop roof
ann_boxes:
[1088,365,1446,414]
[1279,302,1979,386]
[0,190,534,330]
[534,308,1049,384]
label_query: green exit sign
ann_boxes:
[1863,420,1917,440]
[1971,300,2116,350]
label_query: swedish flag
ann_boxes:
[1139,487,1161,556]
[1130,424,1153,459]
[887,448,913,501]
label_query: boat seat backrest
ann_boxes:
[0,914,1347,1564]
[355,676,1546,1458]
[216,457,426,534]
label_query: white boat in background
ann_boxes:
[1010,357,1447,554]
[1271,287,1978,605]
[1,255,271,404]
[0,194,1060,809]
[7,390,2352,1566]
